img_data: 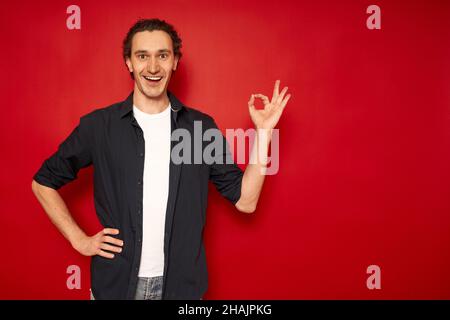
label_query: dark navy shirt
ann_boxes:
[33,91,243,299]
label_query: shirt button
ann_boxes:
[138,180,142,185]
[139,153,144,157]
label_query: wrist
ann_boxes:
[70,231,88,251]
[255,127,273,143]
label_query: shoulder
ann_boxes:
[181,105,217,128]
[78,100,124,126]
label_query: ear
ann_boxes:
[173,55,180,71]
[125,58,133,73]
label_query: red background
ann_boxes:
[1,0,449,299]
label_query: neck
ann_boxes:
[133,88,170,114]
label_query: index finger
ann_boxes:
[254,94,270,105]
[103,228,120,235]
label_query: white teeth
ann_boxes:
[144,76,162,80]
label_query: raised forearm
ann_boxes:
[235,128,272,213]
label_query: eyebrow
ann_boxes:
[134,49,171,55]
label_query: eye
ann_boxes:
[159,53,168,59]
[138,54,147,60]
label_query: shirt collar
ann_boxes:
[120,90,184,119]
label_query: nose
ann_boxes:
[147,56,160,74]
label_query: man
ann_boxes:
[32,19,291,300]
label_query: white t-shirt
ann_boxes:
[133,103,171,277]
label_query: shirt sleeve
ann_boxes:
[208,119,244,205]
[33,116,93,190]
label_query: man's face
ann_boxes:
[126,30,179,100]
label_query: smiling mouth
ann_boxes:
[143,75,163,83]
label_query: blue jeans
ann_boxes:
[90,276,163,300]
[134,276,163,300]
